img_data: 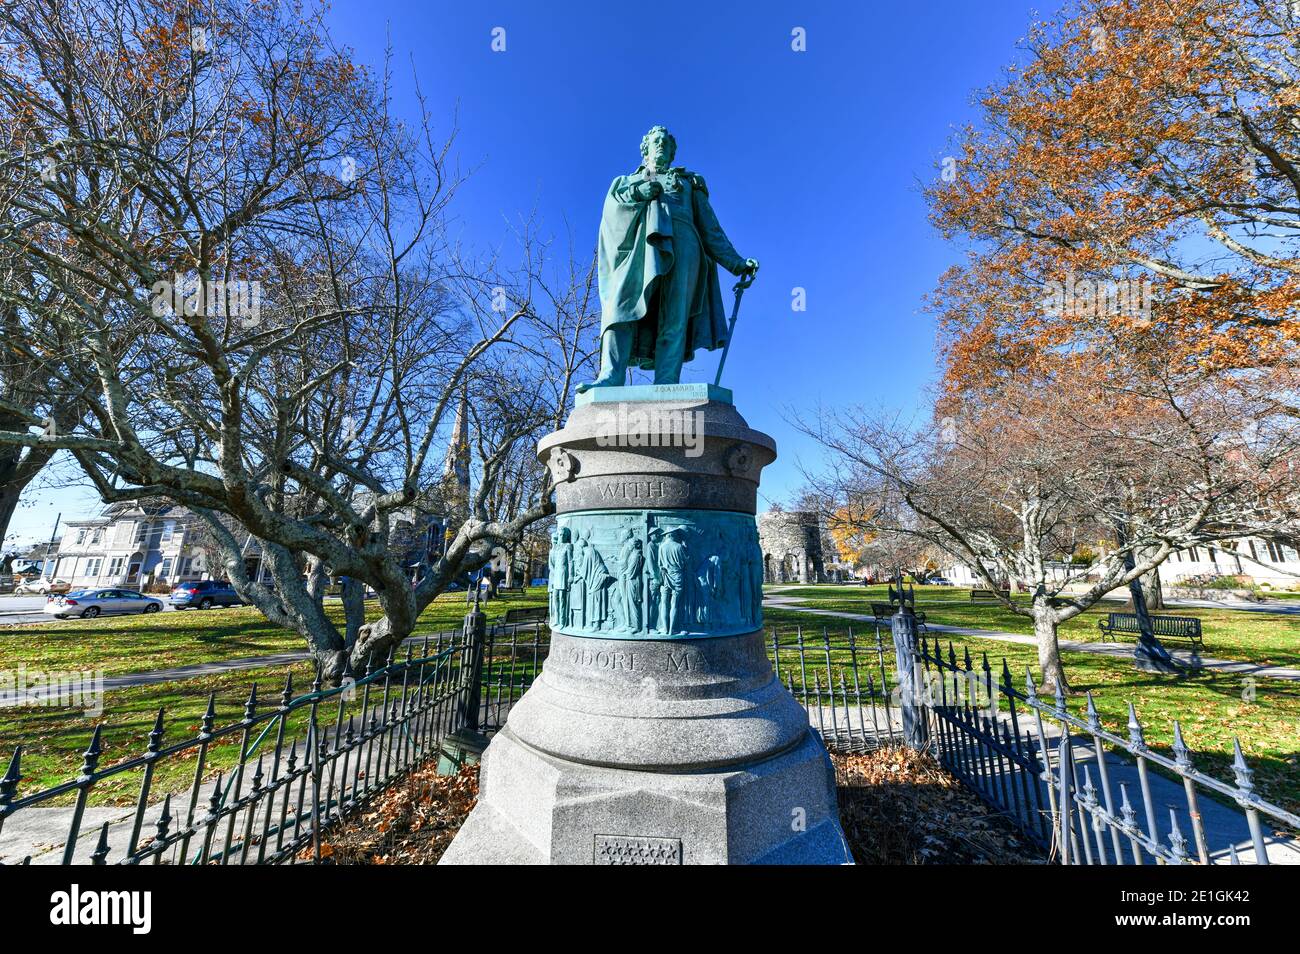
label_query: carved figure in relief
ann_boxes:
[576,533,615,632]
[654,527,688,634]
[551,527,573,628]
[718,528,742,627]
[617,529,644,632]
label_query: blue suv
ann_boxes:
[169,580,243,610]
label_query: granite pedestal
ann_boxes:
[439,385,851,865]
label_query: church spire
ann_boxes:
[442,387,470,491]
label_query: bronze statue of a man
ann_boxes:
[581,125,758,391]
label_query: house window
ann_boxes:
[179,556,194,577]
[161,521,175,544]
[86,558,102,578]
[1266,541,1284,562]
[75,528,87,544]
[1248,540,1259,560]
[159,557,174,580]
[91,528,103,545]
[108,557,124,578]
[1187,547,1200,562]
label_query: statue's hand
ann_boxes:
[739,258,760,278]
[632,179,663,202]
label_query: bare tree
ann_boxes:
[0,0,596,680]
[795,371,1296,692]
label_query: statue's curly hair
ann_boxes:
[640,125,676,161]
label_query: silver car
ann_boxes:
[45,588,164,619]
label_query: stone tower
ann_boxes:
[758,509,827,584]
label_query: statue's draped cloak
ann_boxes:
[597,167,737,369]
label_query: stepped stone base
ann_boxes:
[439,725,851,865]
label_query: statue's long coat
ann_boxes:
[597,166,739,369]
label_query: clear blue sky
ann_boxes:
[7,0,1057,548]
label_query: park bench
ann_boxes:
[503,606,547,626]
[1097,612,1204,653]
[870,601,927,628]
[500,583,527,596]
[970,588,1010,602]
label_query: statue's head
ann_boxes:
[559,527,570,543]
[640,125,676,172]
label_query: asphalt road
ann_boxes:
[0,594,179,626]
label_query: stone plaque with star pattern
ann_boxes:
[593,834,683,865]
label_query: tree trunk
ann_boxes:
[1142,564,1164,610]
[0,486,19,551]
[341,577,366,654]
[1125,546,1178,672]
[1032,601,1070,693]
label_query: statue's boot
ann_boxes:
[577,325,632,392]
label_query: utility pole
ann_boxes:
[44,512,61,581]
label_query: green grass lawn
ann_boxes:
[0,590,549,807]
[767,583,1300,668]
[0,589,548,675]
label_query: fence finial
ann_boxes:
[1126,702,1146,750]
[1171,721,1192,772]
[0,745,21,810]
[1168,808,1188,864]
[91,820,111,865]
[207,772,225,818]
[78,725,104,779]
[1085,692,1100,733]
[147,708,165,755]
[1119,782,1137,831]
[155,792,173,847]
[200,693,217,738]
[1231,738,1255,799]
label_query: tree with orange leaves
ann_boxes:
[928,0,1298,413]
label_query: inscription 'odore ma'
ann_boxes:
[564,645,706,674]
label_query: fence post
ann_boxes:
[437,593,490,774]
[889,574,927,750]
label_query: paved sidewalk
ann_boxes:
[763,594,1300,681]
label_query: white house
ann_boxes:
[48,500,273,591]
[1160,537,1300,589]
[938,536,1300,592]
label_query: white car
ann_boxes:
[15,577,71,595]
[925,576,956,586]
[45,588,164,619]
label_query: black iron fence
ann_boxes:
[0,628,478,865]
[3,613,1294,865]
[913,634,1300,865]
